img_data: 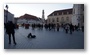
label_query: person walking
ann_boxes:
[6,21,17,45]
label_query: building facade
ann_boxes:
[47,4,84,28]
[72,4,84,27]
[47,8,73,26]
[4,10,14,23]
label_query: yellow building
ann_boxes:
[47,8,73,26]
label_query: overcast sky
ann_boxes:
[4,3,73,19]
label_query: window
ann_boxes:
[78,16,80,21]
[59,12,62,15]
[66,17,69,22]
[57,17,59,22]
[61,17,64,22]
[57,13,59,16]
[67,12,69,14]
[63,11,67,15]
[52,19,54,22]
[54,13,57,16]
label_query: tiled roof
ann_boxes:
[19,14,39,21]
[48,8,73,16]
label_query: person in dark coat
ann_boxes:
[6,21,16,45]
[69,24,73,34]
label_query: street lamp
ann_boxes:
[5,5,8,23]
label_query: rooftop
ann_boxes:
[48,8,73,16]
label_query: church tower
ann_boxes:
[72,4,84,27]
[42,10,45,24]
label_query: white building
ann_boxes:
[72,4,84,27]
[15,14,43,25]
[4,10,14,23]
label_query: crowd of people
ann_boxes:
[19,23,84,33]
[4,22,84,45]
[19,23,84,34]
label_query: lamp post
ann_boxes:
[5,5,8,23]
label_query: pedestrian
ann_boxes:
[65,24,69,34]
[69,24,73,34]
[6,21,17,45]
[53,24,55,31]
[57,24,59,31]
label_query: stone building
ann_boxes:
[72,4,84,27]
